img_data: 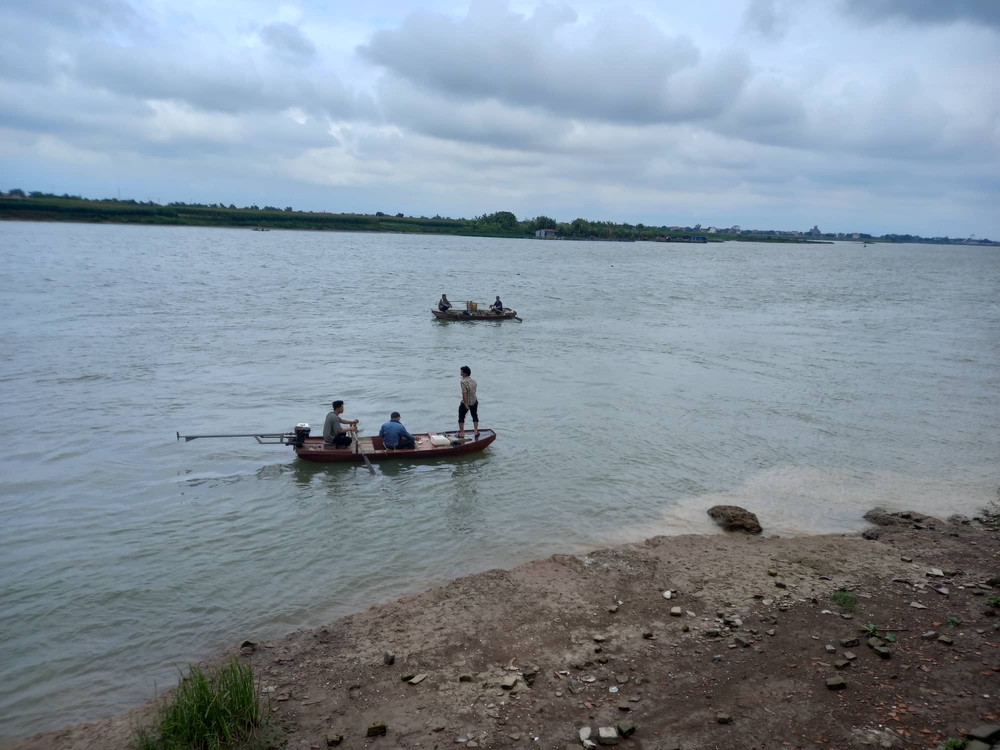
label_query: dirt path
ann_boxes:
[6,511,999,750]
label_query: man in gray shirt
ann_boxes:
[323,400,358,447]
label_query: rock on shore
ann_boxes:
[706,505,763,534]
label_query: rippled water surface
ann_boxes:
[1,223,998,738]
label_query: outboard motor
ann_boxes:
[293,423,311,447]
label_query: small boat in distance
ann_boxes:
[433,300,520,321]
[252,227,271,231]
[177,427,496,464]
[432,308,519,321]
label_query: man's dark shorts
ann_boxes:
[459,401,479,423]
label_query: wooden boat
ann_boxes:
[432,308,519,321]
[296,430,496,463]
[177,428,496,464]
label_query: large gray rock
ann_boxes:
[707,505,762,534]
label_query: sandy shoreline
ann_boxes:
[4,509,998,750]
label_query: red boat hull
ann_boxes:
[294,429,496,463]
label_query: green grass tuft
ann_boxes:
[132,659,264,750]
[831,589,857,612]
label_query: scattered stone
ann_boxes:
[326,733,344,747]
[834,659,850,669]
[844,651,857,660]
[938,635,954,645]
[965,741,992,750]
[867,637,884,649]
[824,645,836,653]
[367,722,387,737]
[734,635,751,648]
[239,640,258,655]
[706,628,721,638]
[768,568,777,576]
[382,649,395,666]
[593,634,606,643]
[670,606,682,616]
[841,637,860,648]
[712,655,722,663]
[615,673,628,684]
[927,568,945,577]
[501,675,518,689]
[579,727,592,742]
[921,631,938,640]
[687,610,697,618]
[909,601,927,609]
[459,674,473,682]
[583,742,597,750]
[608,605,619,614]
[618,700,631,711]
[934,586,950,596]
[663,590,672,599]
[409,674,428,684]
[775,580,787,589]
[707,505,762,534]
[901,556,913,562]
[597,726,619,745]
[275,693,290,702]
[826,676,847,690]
[873,646,892,659]
[766,629,776,636]
[616,720,636,738]
[467,742,479,748]
[716,712,733,724]
[642,631,655,639]
[401,673,416,682]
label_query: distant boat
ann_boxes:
[252,227,270,232]
[432,307,519,321]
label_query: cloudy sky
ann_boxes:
[1,0,998,237]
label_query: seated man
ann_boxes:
[323,399,358,448]
[491,295,503,314]
[379,411,416,449]
[438,294,452,312]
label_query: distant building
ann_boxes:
[535,228,557,239]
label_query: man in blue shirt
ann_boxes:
[379,411,416,449]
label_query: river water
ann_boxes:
[0,222,997,739]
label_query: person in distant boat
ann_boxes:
[458,365,479,439]
[379,412,416,449]
[323,400,358,448]
[438,294,452,312]
[491,296,504,314]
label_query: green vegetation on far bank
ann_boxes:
[2,190,994,245]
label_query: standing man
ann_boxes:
[323,400,358,448]
[458,365,479,439]
[379,412,416,449]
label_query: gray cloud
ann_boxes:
[842,0,1000,29]
[743,0,787,38]
[359,2,750,125]
[259,22,317,63]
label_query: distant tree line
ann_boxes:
[1,189,993,245]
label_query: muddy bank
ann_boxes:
[5,511,999,750]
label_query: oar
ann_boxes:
[355,426,375,475]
